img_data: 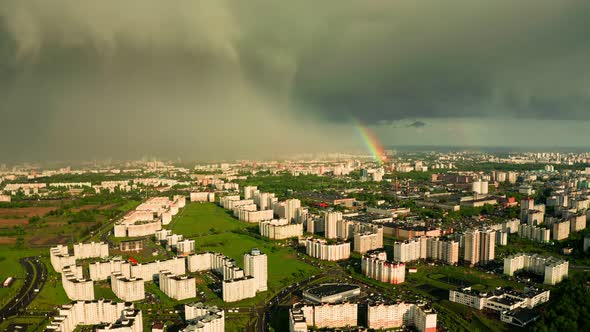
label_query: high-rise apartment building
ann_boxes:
[464,228,496,265]
[244,248,268,292]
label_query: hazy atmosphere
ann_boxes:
[2,0,590,161]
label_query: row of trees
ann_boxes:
[531,275,590,332]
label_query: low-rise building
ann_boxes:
[44,300,142,332]
[183,303,224,332]
[449,286,549,312]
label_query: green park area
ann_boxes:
[0,246,44,307]
[170,202,246,236]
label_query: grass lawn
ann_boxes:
[0,316,49,332]
[170,202,246,237]
[0,245,46,307]
[29,256,70,311]
[94,282,119,301]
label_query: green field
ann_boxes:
[29,256,70,311]
[0,316,49,332]
[170,202,246,236]
[0,246,46,307]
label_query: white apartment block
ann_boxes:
[282,199,302,222]
[426,238,460,265]
[116,219,162,237]
[526,210,544,226]
[464,228,496,265]
[323,211,343,239]
[354,231,383,254]
[62,265,94,301]
[44,300,142,332]
[186,250,267,302]
[159,271,196,300]
[90,259,132,281]
[190,192,215,203]
[113,197,184,234]
[130,257,186,282]
[569,214,586,232]
[289,306,308,332]
[253,192,277,211]
[296,302,358,329]
[177,239,195,256]
[393,238,427,263]
[367,302,437,332]
[259,219,303,240]
[238,208,274,223]
[305,239,351,261]
[518,224,551,243]
[111,272,145,302]
[50,245,77,273]
[73,242,109,260]
[496,231,508,246]
[393,237,461,265]
[361,251,406,285]
[244,249,268,292]
[222,277,257,302]
[183,303,224,332]
[220,197,253,210]
[233,203,256,218]
[164,234,184,249]
[503,219,521,234]
[503,253,568,285]
[187,252,235,274]
[243,186,258,199]
[552,220,570,241]
[155,229,172,241]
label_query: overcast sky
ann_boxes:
[1,0,590,162]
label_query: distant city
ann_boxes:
[0,150,588,332]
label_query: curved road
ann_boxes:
[0,256,47,322]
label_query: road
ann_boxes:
[0,256,47,322]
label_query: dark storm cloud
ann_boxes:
[1,0,590,161]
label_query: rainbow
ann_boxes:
[353,118,388,164]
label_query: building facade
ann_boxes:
[305,239,351,261]
[503,253,568,285]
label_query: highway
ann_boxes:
[0,256,47,322]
